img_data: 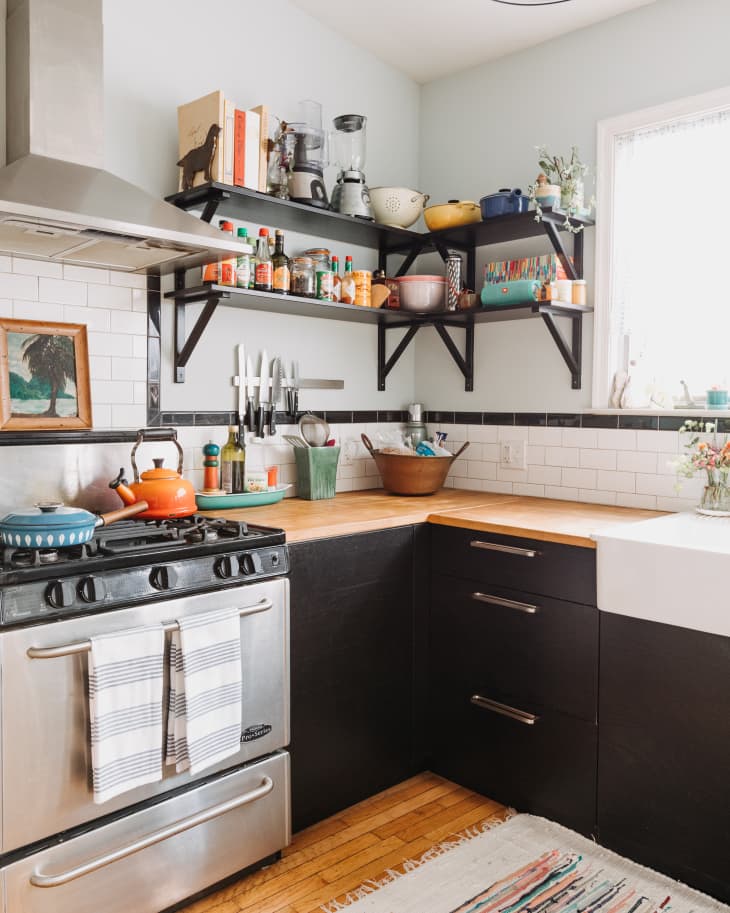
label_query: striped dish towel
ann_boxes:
[166,607,242,775]
[89,625,165,804]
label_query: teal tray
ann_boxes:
[195,485,291,510]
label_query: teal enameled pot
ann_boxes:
[0,500,149,550]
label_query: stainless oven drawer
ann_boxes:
[0,578,289,852]
[1,750,290,913]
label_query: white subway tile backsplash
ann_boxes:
[561,467,597,489]
[110,404,147,428]
[596,470,635,493]
[91,403,112,428]
[561,428,598,449]
[111,357,147,381]
[497,467,529,483]
[615,493,658,510]
[38,277,86,305]
[483,480,514,495]
[63,304,110,331]
[527,465,562,485]
[454,477,484,492]
[63,265,110,284]
[466,424,498,443]
[0,256,11,273]
[109,272,147,289]
[133,382,147,405]
[467,461,497,480]
[89,356,112,380]
[12,257,63,278]
[655,496,698,512]
[482,443,500,462]
[93,380,134,404]
[527,445,545,465]
[528,427,563,446]
[636,473,699,498]
[597,429,636,450]
[580,449,617,470]
[88,332,135,357]
[0,299,12,316]
[498,425,528,442]
[544,485,579,501]
[545,446,579,468]
[12,299,63,322]
[111,310,147,335]
[579,489,617,506]
[513,483,545,498]
[0,272,38,299]
[132,289,147,312]
[617,450,658,473]
[88,283,133,310]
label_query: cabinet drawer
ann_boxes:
[431,575,597,722]
[431,525,596,605]
[429,683,596,836]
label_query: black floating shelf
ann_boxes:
[166,182,423,253]
[0,429,140,447]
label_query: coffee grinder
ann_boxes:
[330,114,373,220]
[288,100,329,209]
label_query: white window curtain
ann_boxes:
[610,107,730,401]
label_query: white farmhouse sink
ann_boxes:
[593,512,730,637]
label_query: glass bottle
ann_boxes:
[221,427,246,494]
[236,227,253,290]
[272,229,291,295]
[340,255,355,305]
[218,220,236,286]
[331,256,341,302]
[254,228,273,292]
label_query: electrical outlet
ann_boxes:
[500,440,527,471]
[342,439,357,466]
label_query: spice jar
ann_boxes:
[291,257,316,298]
[353,270,372,307]
[572,279,587,306]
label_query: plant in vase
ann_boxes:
[674,420,730,514]
[529,145,593,233]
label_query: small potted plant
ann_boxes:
[675,420,730,515]
[529,145,592,233]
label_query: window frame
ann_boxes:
[593,84,730,409]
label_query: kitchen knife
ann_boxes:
[237,343,246,441]
[245,355,256,432]
[292,360,300,417]
[256,350,270,440]
[269,357,282,436]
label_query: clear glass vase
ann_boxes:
[560,178,584,215]
[698,481,730,515]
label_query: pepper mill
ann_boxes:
[202,441,223,493]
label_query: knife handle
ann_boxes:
[246,398,256,432]
[255,405,266,439]
[269,406,277,437]
[292,390,299,418]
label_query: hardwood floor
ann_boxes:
[180,772,509,913]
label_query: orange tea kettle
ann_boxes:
[109,427,197,520]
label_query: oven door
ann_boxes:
[0,577,289,853]
[1,751,290,913]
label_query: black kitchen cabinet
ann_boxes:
[598,613,730,902]
[428,526,598,836]
[288,526,426,831]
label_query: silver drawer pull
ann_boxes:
[470,694,539,726]
[30,776,274,888]
[26,597,273,660]
[471,592,539,614]
[470,540,538,558]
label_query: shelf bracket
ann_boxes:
[377,315,475,392]
[378,320,421,391]
[174,287,226,383]
[542,219,580,281]
[433,318,474,391]
[541,310,583,389]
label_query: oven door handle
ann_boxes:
[26,597,273,660]
[29,776,274,888]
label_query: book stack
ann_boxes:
[483,254,572,285]
[177,90,270,193]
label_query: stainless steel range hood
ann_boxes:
[1,0,245,274]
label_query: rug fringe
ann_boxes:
[320,810,517,913]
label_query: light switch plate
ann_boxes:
[500,440,527,471]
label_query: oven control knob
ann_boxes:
[78,576,107,604]
[214,555,239,579]
[239,551,263,576]
[46,579,76,609]
[150,565,177,591]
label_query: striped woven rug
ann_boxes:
[322,814,729,913]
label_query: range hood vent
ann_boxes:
[2,0,245,274]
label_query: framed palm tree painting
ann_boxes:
[0,319,92,430]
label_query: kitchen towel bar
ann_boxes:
[26,597,272,660]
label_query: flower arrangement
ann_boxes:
[675,420,730,513]
[528,145,593,234]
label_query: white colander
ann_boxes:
[370,187,430,229]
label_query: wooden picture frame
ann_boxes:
[0,318,92,431]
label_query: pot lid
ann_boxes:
[0,502,94,529]
[396,275,446,283]
[140,458,179,481]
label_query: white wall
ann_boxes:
[0,0,5,167]
[416,0,730,412]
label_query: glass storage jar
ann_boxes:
[291,257,316,298]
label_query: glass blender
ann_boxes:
[330,114,373,220]
[288,100,329,209]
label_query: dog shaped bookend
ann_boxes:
[177,123,221,191]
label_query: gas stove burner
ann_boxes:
[184,523,219,544]
[37,549,60,564]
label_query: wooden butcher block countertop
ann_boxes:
[200,489,663,548]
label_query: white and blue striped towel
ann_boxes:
[166,607,242,776]
[89,625,165,804]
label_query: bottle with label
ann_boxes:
[331,256,341,302]
[235,227,253,289]
[272,229,291,294]
[340,255,355,305]
[220,426,246,494]
[218,220,236,286]
[254,228,273,292]
[201,219,230,283]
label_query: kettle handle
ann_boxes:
[130,427,183,482]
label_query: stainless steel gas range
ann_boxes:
[0,516,291,913]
